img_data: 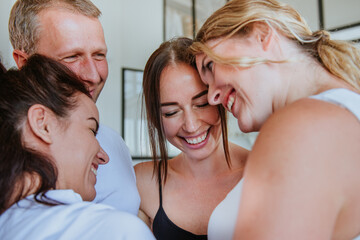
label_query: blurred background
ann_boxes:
[1,0,359,161]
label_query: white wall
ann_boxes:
[89,0,163,134]
[0,0,16,69]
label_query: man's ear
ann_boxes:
[27,104,54,144]
[252,22,275,51]
[13,49,29,69]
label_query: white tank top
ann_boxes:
[207,88,360,240]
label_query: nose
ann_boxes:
[79,57,101,84]
[97,147,109,165]
[183,110,201,133]
[208,84,222,106]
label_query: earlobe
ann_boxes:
[13,49,29,69]
[27,104,53,144]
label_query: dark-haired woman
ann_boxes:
[0,55,154,240]
[135,37,248,239]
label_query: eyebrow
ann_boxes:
[161,102,177,107]
[192,90,208,100]
[88,117,99,132]
[160,90,208,107]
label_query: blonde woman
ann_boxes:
[191,0,360,239]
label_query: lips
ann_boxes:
[91,163,98,176]
[183,129,208,145]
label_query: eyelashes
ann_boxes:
[163,111,177,117]
[162,102,209,118]
[91,128,97,136]
[197,102,209,108]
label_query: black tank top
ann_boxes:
[152,165,207,240]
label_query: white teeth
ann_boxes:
[91,167,97,176]
[185,131,208,145]
[227,95,235,111]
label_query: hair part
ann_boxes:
[143,37,231,184]
[9,0,101,54]
[191,0,360,90]
[0,54,90,213]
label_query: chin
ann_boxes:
[238,121,254,133]
[81,190,96,202]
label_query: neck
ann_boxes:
[171,144,230,180]
[273,56,349,110]
[8,173,41,207]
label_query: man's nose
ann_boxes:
[79,58,101,84]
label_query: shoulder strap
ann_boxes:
[158,162,163,207]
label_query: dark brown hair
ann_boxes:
[142,37,230,183]
[0,54,90,213]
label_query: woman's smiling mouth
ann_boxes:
[183,130,209,145]
[225,89,236,112]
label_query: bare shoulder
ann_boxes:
[228,142,249,168]
[260,97,359,144]
[235,98,360,238]
[247,96,360,183]
[134,160,159,219]
[134,161,157,186]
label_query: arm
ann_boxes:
[134,161,158,230]
[138,209,152,227]
[234,99,356,239]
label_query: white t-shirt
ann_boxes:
[94,124,140,215]
[0,190,155,240]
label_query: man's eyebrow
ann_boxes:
[192,90,208,100]
[88,117,99,132]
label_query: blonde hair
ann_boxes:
[191,0,360,90]
[9,0,101,55]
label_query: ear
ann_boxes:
[252,22,274,51]
[27,104,54,144]
[13,49,29,69]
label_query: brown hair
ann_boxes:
[0,54,90,213]
[9,0,101,54]
[191,0,360,90]
[143,37,230,183]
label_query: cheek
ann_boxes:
[97,61,108,80]
[63,62,81,76]
[202,107,220,125]
[162,118,181,138]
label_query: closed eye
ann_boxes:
[91,128,97,136]
[163,111,177,117]
[197,102,209,108]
